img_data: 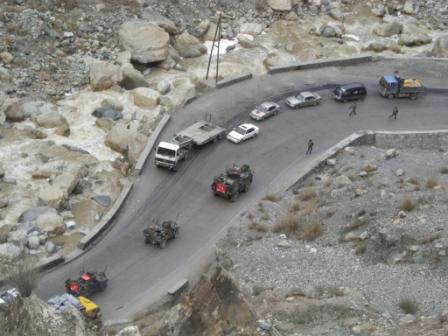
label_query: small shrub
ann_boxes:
[399,298,419,314]
[301,220,324,241]
[348,217,368,230]
[290,201,301,213]
[261,213,271,221]
[273,214,299,234]
[400,198,415,212]
[408,176,420,186]
[264,193,280,202]
[247,213,254,220]
[425,176,439,189]
[248,221,268,233]
[440,167,448,174]
[354,242,367,255]
[252,285,264,296]
[7,259,39,298]
[299,188,317,202]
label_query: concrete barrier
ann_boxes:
[167,278,189,296]
[268,55,374,74]
[78,181,134,250]
[216,73,253,89]
[134,114,171,175]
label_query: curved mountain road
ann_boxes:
[36,58,448,322]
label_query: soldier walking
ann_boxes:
[389,106,399,120]
[349,102,357,117]
[306,139,314,154]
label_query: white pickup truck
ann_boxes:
[155,121,226,171]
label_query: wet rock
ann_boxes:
[22,101,57,119]
[432,35,448,57]
[157,80,171,94]
[95,118,116,132]
[191,19,210,38]
[132,87,160,109]
[45,240,57,254]
[174,32,207,58]
[62,144,89,155]
[92,107,123,121]
[267,0,292,11]
[0,243,22,261]
[239,22,263,35]
[91,195,112,208]
[257,319,273,331]
[329,8,344,21]
[25,128,48,140]
[238,34,257,48]
[141,10,178,35]
[8,229,28,245]
[52,166,87,198]
[119,20,169,63]
[319,21,345,38]
[38,185,64,208]
[117,326,141,336]
[27,236,40,250]
[35,110,68,129]
[373,22,403,37]
[19,207,55,223]
[120,63,149,90]
[3,98,25,122]
[36,212,65,235]
[88,58,123,91]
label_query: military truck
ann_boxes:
[379,74,424,99]
[143,219,179,248]
[155,121,226,171]
[211,164,253,201]
[65,271,108,298]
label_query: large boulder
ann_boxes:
[105,120,141,154]
[141,10,178,34]
[120,63,149,90]
[239,22,263,35]
[119,20,170,63]
[38,185,64,208]
[432,35,448,57]
[319,21,345,38]
[128,133,148,166]
[35,110,68,128]
[52,166,87,198]
[22,101,57,119]
[88,58,122,91]
[191,19,210,38]
[132,88,160,109]
[267,0,292,11]
[3,98,25,122]
[18,207,55,223]
[0,243,22,261]
[159,77,196,111]
[174,32,207,58]
[36,212,65,235]
[373,22,403,37]
[399,27,431,46]
[92,106,123,120]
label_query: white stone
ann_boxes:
[395,169,405,177]
[27,236,40,250]
[327,158,337,166]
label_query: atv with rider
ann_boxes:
[143,219,179,248]
[65,271,108,298]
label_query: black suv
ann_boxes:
[333,83,367,102]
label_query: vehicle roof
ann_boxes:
[299,91,316,97]
[260,101,277,108]
[238,123,256,130]
[383,75,398,83]
[158,141,179,150]
[337,82,366,89]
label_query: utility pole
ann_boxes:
[205,12,222,85]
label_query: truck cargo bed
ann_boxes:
[176,121,226,146]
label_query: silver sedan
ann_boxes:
[285,91,321,109]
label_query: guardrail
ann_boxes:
[134,114,171,175]
[268,55,374,74]
[216,73,253,89]
[78,181,134,250]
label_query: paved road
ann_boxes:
[35,59,448,322]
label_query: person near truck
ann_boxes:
[389,106,399,120]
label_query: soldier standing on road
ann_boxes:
[349,102,357,117]
[306,139,314,154]
[389,106,399,120]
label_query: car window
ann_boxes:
[247,128,254,133]
[235,127,246,135]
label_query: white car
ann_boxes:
[227,123,259,144]
[285,91,321,108]
[249,102,280,121]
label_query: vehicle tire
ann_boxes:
[314,101,318,106]
[160,240,166,249]
[230,192,238,202]
[410,94,417,100]
[388,94,394,99]
[184,151,189,160]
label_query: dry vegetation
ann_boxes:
[273,213,324,241]
[400,198,415,212]
[399,298,419,315]
[264,193,281,202]
[249,221,268,233]
[425,176,439,189]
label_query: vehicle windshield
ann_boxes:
[334,88,342,96]
[157,147,176,157]
[296,94,305,101]
[256,105,267,112]
[234,126,246,135]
